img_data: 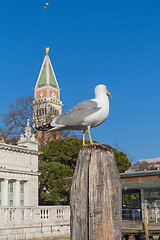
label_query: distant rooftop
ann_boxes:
[139,157,160,163]
[63,170,160,182]
[120,169,160,178]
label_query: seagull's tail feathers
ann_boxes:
[47,125,66,133]
[34,113,67,132]
[35,123,65,133]
[46,115,66,132]
[34,123,52,132]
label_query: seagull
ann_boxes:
[43,2,51,10]
[37,84,112,145]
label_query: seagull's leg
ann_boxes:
[83,130,86,145]
[87,126,93,144]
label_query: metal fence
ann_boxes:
[122,208,141,220]
[122,207,160,223]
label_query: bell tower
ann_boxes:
[33,48,63,129]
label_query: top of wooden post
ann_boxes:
[81,143,113,153]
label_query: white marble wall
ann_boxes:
[0,120,40,207]
[0,148,38,172]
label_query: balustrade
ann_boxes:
[0,206,70,225]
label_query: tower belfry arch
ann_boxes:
[33,48,63,130]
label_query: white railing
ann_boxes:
[148,208,160,223]
[0,206,70,225]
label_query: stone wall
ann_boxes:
[0,206,70,240]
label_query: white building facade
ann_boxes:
[0,119,39,208]
[0,120,70,240]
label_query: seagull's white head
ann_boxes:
[94,84,112,98]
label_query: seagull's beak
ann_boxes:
[107,92,112,97]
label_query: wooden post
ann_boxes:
[70,144,122,240]
[144,204,149,240]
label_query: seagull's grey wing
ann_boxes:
[51,100,100,126]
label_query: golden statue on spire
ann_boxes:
[46,47,49,54]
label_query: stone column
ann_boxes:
[15,180,20,206]
[3,179,8,206]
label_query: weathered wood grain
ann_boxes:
[70,144,122,240]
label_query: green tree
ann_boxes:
[40,138,131,172]
[40,138,89,170]
[39,138,131,204]
[39,162,73,205]
[112,148,131,173]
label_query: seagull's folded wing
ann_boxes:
[51,100,100,127]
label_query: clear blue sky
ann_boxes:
[0,0,160,163]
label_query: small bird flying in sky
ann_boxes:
[44,2,51,10]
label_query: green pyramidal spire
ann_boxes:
[36,47,59,88]
[33,48,63,129]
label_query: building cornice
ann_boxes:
[0,143,41,156]
[34,85,60,91]
[33,98,63,106]
[0,168,41,176]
